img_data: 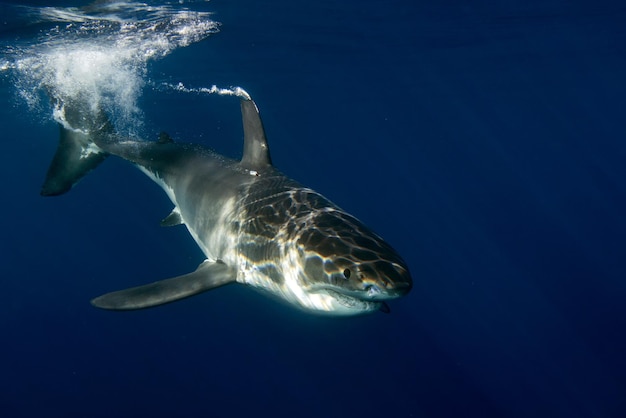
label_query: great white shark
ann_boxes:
[41,97,412,316]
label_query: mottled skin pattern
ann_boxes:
[236,169,411,314]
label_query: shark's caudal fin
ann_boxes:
[40,125,109,196]
[91,260,236,310]
[40,103,113,196]
[240,99,272,170]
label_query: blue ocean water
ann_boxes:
[1,0,626,417]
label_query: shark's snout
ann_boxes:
[354,261,412,300]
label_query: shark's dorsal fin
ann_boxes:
[240,99,272,170]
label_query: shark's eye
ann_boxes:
[343,268,351,279]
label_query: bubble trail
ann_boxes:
[162,82,252,101]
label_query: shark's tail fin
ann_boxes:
[40,101,113,196]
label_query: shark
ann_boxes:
[41,96,412,316]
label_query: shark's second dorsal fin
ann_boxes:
[157,132,173,144]
[240,99,272,170]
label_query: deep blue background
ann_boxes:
[2,1,626,417]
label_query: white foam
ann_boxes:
[2,1,219,133]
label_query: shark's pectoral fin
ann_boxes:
[91,260,236,310]
[160,207,183,227]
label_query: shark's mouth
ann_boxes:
[321,288,390,313]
